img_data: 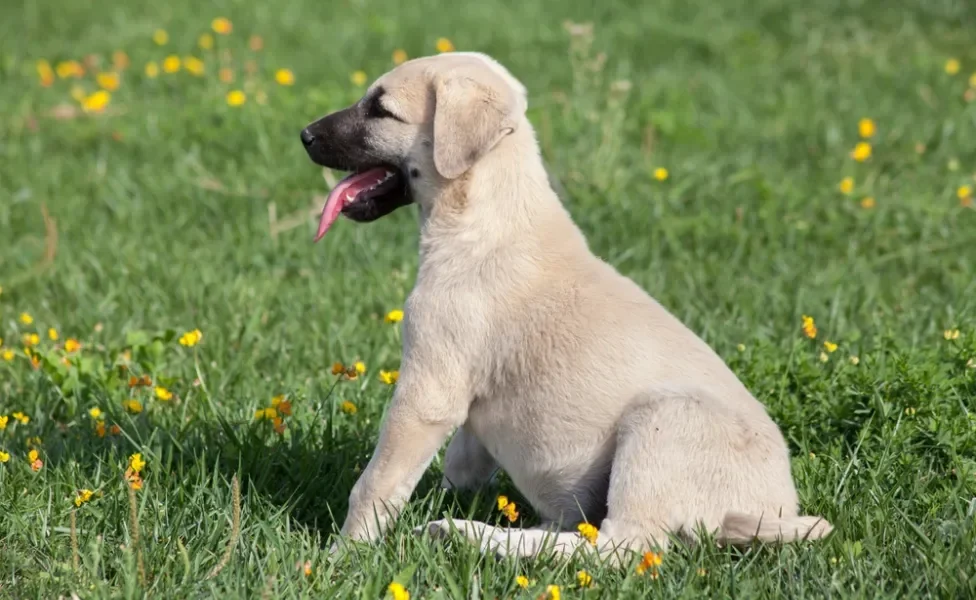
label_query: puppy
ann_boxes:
[301,52,832,560]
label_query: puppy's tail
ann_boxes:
[718,511,833,545]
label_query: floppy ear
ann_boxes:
[433,75,523,179]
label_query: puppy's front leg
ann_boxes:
[338,372,465,544]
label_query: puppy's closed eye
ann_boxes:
[366,93,403,122]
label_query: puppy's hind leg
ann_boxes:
[441,424,499,491]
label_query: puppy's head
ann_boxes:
[301,52,527,241]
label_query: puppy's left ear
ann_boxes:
[433,74,525,179]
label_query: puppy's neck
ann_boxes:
[417,119,585,268]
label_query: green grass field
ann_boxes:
[2,0,976,597]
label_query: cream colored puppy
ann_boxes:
[300,52,832,560]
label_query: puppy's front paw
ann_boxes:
[414,519,455,540]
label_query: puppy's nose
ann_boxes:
[300,129,316,148]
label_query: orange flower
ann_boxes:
[273,417,286,434]
[636,551,663,577]
[801,315,817,339]
[249,35,264,51]
[64,338,81,353]
[110,424,122,435]
[271,395,292,416]
[29,449,43,472]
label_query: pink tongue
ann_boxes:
[314,168,391,242]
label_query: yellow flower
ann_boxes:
[37,59,55,86]
[801,315,817,339]
[331,362,346,375]
[226,90,246,107]
[385,309,404,323]
[545,584,560,600]
[435,37,455,53]
[145,62,160,78]
[351,70,368,86]
[819,351,829,363]
[153,29,169,45]
[860,197,876,209]
[303,560,312,576]
[0,450,8,463]
[219,67,234,83]
[340,400,358,415]
[19,313,33,325]
[129,453,146,473]
[184,57,205,76]
[957,185,972,200]
[256,407,278,420]
[96,72,120,91]
[12,412,29,425]
[28,449,39,462]
[82,91,111,113]
[839,177,854,194]
[179,329,203,347]
[0,416,7,429]
[388,582,410,600]
[198,33,214,50]
[944,329,960,340]
[74,489,94,507]
[850,142,872,162]
[123,399,143,414]
[155,386,173,401]
[64,338,81,353]
[48,328,59,341]
[653,167,669,181]
[857,118,876,139]
[56,60,84,79]
[354,361,366,375]
[275,68,295,86]
[515,575,530,588]
[576,570,593,588]
[89,407,102,419]
[112,51,130,70]
[2,350,13,362]
[823,341,838,353]
[379,370,399,385]
[849,355,860,365]
[212,17,233,35]
[636,551,663,575]
[497,495,519,521]
[577,522,598,545]
[945,58,961,75]
[392,49,408,65]
[162,55,181,73]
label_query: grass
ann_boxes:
[2,0,976,597]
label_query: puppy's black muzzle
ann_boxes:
[300,106,373,171]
